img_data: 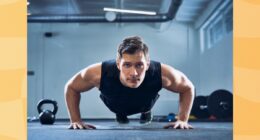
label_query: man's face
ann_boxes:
[117,51,150,88]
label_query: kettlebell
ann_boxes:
[37,99,58,125]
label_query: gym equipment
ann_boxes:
[153,115,168,122]
[207,89,233,119]
[191,89,233,119]
[37,99,58,124]
[167,113,176,122]
[191,96,211,119]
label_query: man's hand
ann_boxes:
[68,121,96,130]
[163,120,193,129]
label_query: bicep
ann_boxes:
[66,63,101,93]
[161,64,193,93]
[66,72,94,93]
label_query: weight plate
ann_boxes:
[208,89,233,119]
[191,96,210,119]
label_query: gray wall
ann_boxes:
[28,22,200,118]
[28,1,233,118]
[199,32,233,95]
[194,0,233,95]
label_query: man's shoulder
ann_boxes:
[87,63,102,72]
[81,63,102,82]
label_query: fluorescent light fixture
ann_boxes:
[104,7,156,15]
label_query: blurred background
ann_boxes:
[27,0,233,119]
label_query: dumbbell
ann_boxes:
[191,89,233,119]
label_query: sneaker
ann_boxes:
[116,114,129,124]
[140,111,153,124]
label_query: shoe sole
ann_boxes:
[140,114,153,124]
[115,119,129,124]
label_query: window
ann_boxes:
[224,7,233,33]
[200,1,233,52]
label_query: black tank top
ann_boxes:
[99,59,162,115]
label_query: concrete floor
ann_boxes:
[28,120,233,140]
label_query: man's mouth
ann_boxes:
[127,78,139,83]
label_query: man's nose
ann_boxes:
[129,67,138,76]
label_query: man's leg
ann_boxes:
[116,114,129,124]
[139,94,159,124]
[140,110,153,124]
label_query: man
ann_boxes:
[65,36,195,130]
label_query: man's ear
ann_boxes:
[146,59,150,71]
[116,58,120,70]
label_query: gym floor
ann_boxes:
[28,120,232,140]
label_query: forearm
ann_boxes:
[65,86,82,122]
[178,87,195,122]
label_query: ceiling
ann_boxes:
[27,0,211,23]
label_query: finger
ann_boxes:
[81,124,87,129]
[184,125,189,129]
[72,124,76,129]
[87,124,96,129]
[180,124,184,129]
[174,123,180,129]
[77,124,84,129]
[73,123,79,129]
[68,124,73,129]
[82,124,94,129]
[188,124,194,129]
[83,125,92,129]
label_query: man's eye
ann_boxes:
[136,64,143,68]
[124,64,131,67]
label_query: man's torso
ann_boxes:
[99,59,162,115]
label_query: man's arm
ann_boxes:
[64,63,101,129]
[161,63,195,129]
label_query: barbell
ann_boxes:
[191,89,233,119]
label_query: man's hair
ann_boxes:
[117,36,149,60]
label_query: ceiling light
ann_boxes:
[105,11,116,22]
[104,7,156,15]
